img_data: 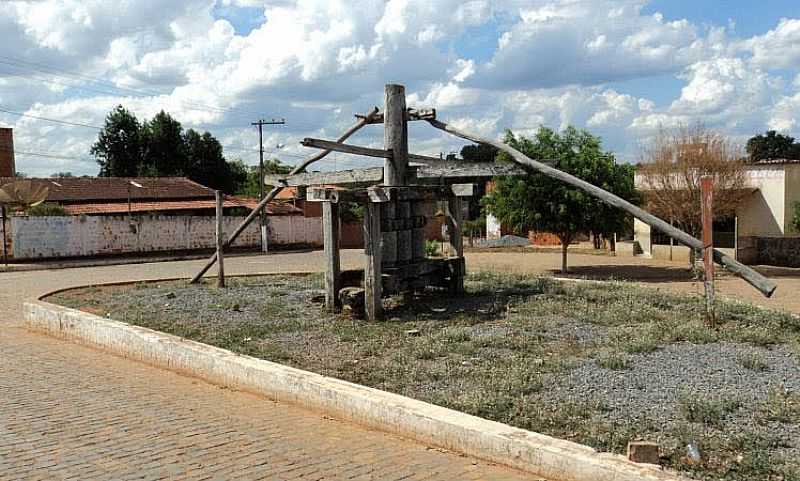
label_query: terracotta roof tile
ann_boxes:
[60,197,300,216]
[0,176,214,202]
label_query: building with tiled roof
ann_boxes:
[0,176,300,216]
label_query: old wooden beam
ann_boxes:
[446,195,464,294]
[355,108,436,124]
[323,200,341,311]
[299,137,443,164]
[264,162,525,188]
[189,107,380,283]
[215,190,225,288]
[364,200,383,321]
[428,118,777,298]
[701,175,715,325]
[305,187,342,203]
[384,84,409,186]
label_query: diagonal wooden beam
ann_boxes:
[300,138,444,163]
[427,118,777,298]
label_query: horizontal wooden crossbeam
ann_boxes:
[355,108,436,125]
[265,162,525,187]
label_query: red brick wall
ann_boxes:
[0,128,15,177]
[528,231,562,246]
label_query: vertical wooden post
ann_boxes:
[215,190,225,288]
[397,200,412,265]
[1,205,8,267]
[364,200,383,321]
[261,218,269,254]
[701,176,715,326]
[381,200,397,267]
[447,196,464,294]
[447,196,464,258]
[384,84,408,186]
[323,200,341,311]
[411,201,425,262]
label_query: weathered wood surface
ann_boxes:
[298,137,443,164]
[384,84,408,186]
[264,162,525,188]
[189,107,380,283]
[381,201,398,267]
[306,187,340,203]
[701,175,716,325]
[411,201,425,262]
[427,118,777,298]
[446,196,464,294]
[355,108,436,124]
[215,191,225,288]
[397,201,412,265]
[323,201,341,311]
[364,201,383,321]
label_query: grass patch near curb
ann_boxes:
[48,272,800,481]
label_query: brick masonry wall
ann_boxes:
[8,215,323,260]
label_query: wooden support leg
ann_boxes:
[364,201,383,320]
[323,201,341,311]
[215,190,225,288]
[447,196,464,294]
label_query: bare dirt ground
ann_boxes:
[464,251,800,314]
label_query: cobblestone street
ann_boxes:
[1,252,531,481]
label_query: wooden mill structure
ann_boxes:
[191,83,776,314]
[267,84,509,320]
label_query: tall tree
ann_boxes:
[234,158,292,198]
[460,143,498,163]
[638,124,749,244]
[185,129,231,191]
[483,126,631,272]
[141,111,187,176]
[746,130,800,161]
[91,105,142,177]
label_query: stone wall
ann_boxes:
[6,214,324,260]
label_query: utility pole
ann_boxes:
[251,118,285,253]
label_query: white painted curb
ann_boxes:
[25,299,688,481]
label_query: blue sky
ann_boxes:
[1,0,799,176]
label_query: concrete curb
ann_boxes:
[24,298,688,481]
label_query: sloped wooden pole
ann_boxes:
[427,119,777,298]
[189,107,380,283]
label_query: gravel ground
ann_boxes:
[50,273,800,481]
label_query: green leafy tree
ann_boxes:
[141,110,187,176]
[793,202,800,234]
[91,105,142,177]
[746,130,800,161]
[234,158,293,198]
[92,106,249,194]
[460,143,498,163]
[51,172,74,177]
[589,161,636,251]
[483,126,633,272]
[184,129,240,192]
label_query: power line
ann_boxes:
[0,56,271,120]
[0,106,102,129]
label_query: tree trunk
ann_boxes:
[559,234,571,273]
